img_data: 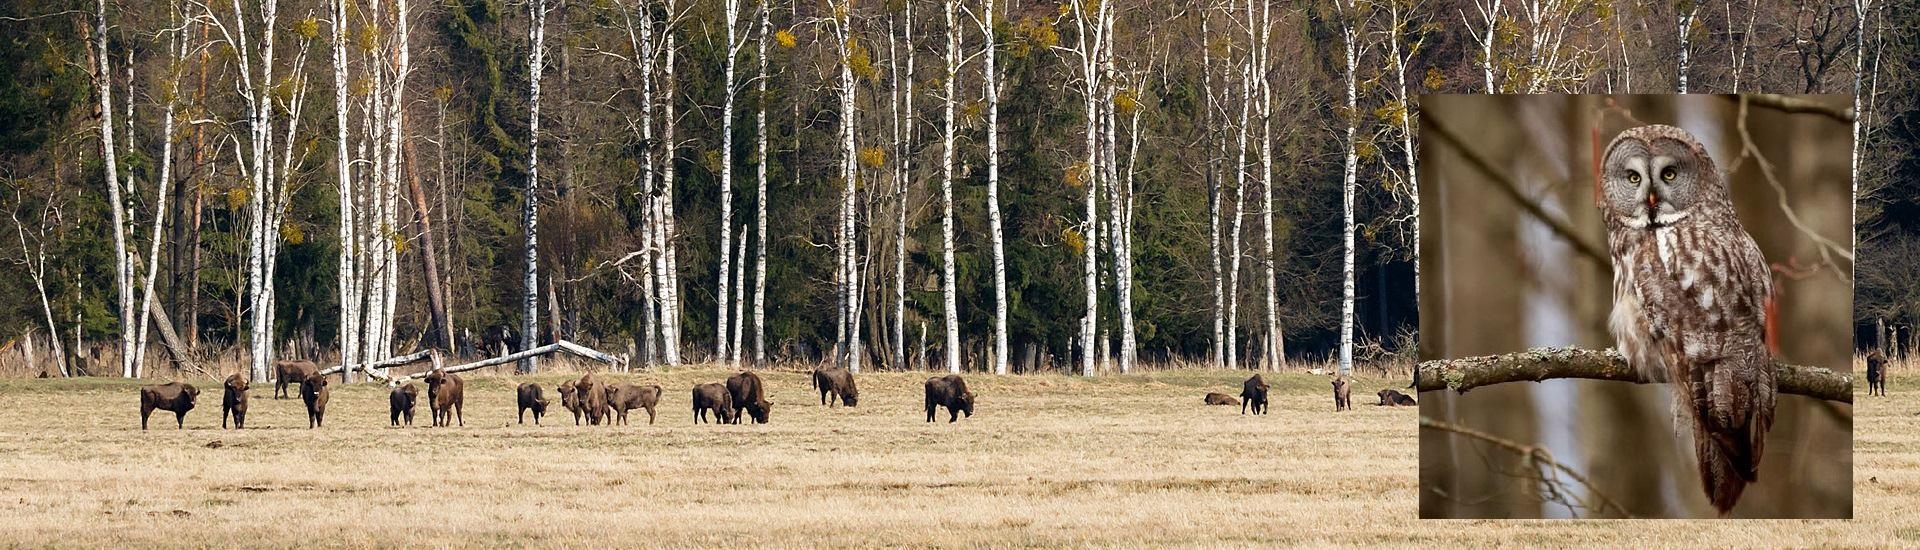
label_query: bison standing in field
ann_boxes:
[1376,389,1416,406]
[575,373,610,425]
[1868,352,1888,397]
[1204,392,1240,406]
[301,375,330,428]
[424,368,465,427]
[812,366,858,407]
[727,371,772,424]
[924,375,975,423]
[606,383,663,425]
[1240,375,1269,415]
[222,374,249,429]
[274,360,318,399]
[1333,377,1351,411]
[692,383,736,424]
[390,383,419,426]
[517,383,551,425]
[140,381,199,430]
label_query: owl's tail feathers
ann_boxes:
[1695,361,1779,517]
[1696,426,1761,517]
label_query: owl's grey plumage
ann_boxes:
[1600,124,1776,516]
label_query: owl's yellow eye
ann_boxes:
[1661,167,1677,181]
[1628,173,1641,184]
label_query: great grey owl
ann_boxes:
[1600,124,1776,516]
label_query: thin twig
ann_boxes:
[1420,416,1634,518]
[1714,93,1855,123]
[1422,111,1609,264]
[1415,346,1853,404]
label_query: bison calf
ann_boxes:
[1333,377,1351,411]
[390,383,419,426]
[222,375,249,429]
[692,383,736,424]
[1376,389,1416,406]
[925,375,975,423]
[726,371,772,424]
[301,375,330,428]
[607,383,663,425]
[274,360,318,399]
[812,367,859,407]
[1204,392,1241,406]
[518,383,551,425]
[1241,375,1270,415]
[1868,352,1888,397]
[140,381,199,430]
[424,368,465,427]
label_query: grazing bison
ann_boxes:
[1376,389,1417,406]
[423,368,465,427]
[140,381,199,430]
[726,371,772,424]
[1333,377,1351,411]
[812,367,859,407]
[221,374,249,429]
[558,381,584,425]
[606,383,663,425]
[518,383,551,425]
[301,375,330,428]
[692,383,736,424]
[575,373,610,425]
[924,375,975,423]
[1241,375,1269,415]
[1868,352,1888,397]
[274,360,318,399]
[1204,392,1241,406]
[390,383,419,426]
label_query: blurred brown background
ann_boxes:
[1416,95,1853,519]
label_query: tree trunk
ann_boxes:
[91,0,133,378]
[940,0,961,374]
[522,0,548,373]
[715,0,742,365]
[982,0,1007,375]
[1203,8,1224,369]
[752,0,770,366]
[405,139,453,351]
[1338,0,1358,377]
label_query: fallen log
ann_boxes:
[1414,346,1853,404]
[326,340,628,385]
[314,349,439,379]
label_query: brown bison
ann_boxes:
[1241,375,1269,415]
[1333,377,1352,411]
[606,383,663,425]
[1868,352,1888,397]
[274,360,318,399]
[1204,392,1241,406]
[1377,389,1416,406]
[575,373,610,425]
[517,383,551,425]
[558,380,584,425]
[924,375,975,423]
[222,374,249,429]
[726,371,772,424]
[301,375,330,428]
[423,368,465,427]
[140,381,199,430]
[812,367,858,407]
[692,383,736,424]
[390,383,419,426]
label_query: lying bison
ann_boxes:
[1241,375,1269,415]
[1333,377,1351,411]
[140,381,199,430]
[517,383,551,425]
[1204,392,1241,406]
[301,375,330,428]
[607,383,663,425]
[274,360,318,399]
[812,367,858,407]
[222,374,249,429]
[1868,352,1888,397]
[575,373,610,425]
[924,375,975,423]
[390,383,419,426]
[424,368,465,427]
[727,371,772,424]
[692,383,736,424]
[1376,389,1416,406]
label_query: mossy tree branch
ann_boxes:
[1415,346,1853,404]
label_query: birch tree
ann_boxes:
[1334,0,1362,377]
[977,0,1007,375]
[752,0,772,365]
[893,0,915,371]
[329,0,358,376]
[1227,0,1252,369]
[938,0,961,374]
[1677,0,1697,93]
[1203,7,1225,369]
[1256,0,1278,371]
[522,0,549,373]
[1065,0,1108,376]
[830,0,862,371]
[91,0,133,378]
[132,0,195,378]
[715,0,745,364]
[1381,0,1423,307]
[1463,0,1501,92]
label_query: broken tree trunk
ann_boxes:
[316,340,626,384]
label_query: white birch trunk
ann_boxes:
[895,0,915,372]
[731,221,747,359]
[1852,0,1871,198]
[1203,9,1225,369]
[939,0,961,374]
[1226,0,1252,370]
[1390,0,1418,327]
[833,0,860,372]
[1069,0,1106,377]
[1677,2,1694,93]
[980,0,1007,375]
[716,0,742,364]
[1467,0,1499,93]
[752,0,770,366]
[1337,0,1358,377]
[522,0,548,373]
[1257,0,1277,372]
[93,0,133,378]
[330,0,358,380]
[662,0,683,365]
[133,5,190,378]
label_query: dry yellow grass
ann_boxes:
[0,365,1908,547]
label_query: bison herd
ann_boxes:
[142,365,1421,430]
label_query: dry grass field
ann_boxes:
[0,363,1910,547]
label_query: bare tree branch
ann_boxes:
[1714,93,1855,123]
[1415,346,1853,404]
[1421,110,1609,264]
[1420,416,1633,518]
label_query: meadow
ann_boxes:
[0,362,1909,546]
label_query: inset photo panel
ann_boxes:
[1415,94,1853,519]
